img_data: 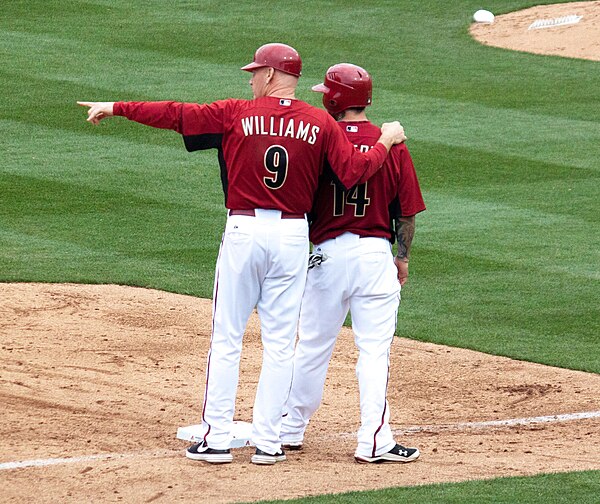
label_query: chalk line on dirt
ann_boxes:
[2,411,599,471]
[0,448,179,471]
[392,410,600,435]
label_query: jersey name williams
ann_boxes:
[241,116,320,145]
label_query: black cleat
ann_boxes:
[355,443,420,464]
[251,448,287,465]
[186,441,233,464]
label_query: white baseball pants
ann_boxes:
[281,232,400,458]
[200,209,308,454]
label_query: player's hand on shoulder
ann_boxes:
[381,121,407,145]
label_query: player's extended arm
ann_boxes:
[394,215,416,286]
[78,101,221,136]
[77,101,115,125]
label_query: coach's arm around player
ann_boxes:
[77,101,406,152]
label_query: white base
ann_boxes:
[176,421,254,449]
[473,9,494,23]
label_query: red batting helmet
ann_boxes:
[312,63,372,115]
[241,43,302,77]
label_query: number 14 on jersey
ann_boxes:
[331,181,370,217]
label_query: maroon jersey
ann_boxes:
[309,120,426,245]
[113,98,388,214]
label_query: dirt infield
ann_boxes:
[470,1,600,61]
[2,283,599,503]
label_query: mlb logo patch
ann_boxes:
[279,99,292,106]
[346,125,359,133]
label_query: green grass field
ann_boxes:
[1,0,598,501]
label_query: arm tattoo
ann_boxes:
[395,216,415,261]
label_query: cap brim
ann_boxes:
[240,62,265,72]
[311,83,329,93]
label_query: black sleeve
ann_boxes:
[183,133,224,151]
[182,134,229,206]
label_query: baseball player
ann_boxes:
[78,44,407,465]
[280,63,426,463]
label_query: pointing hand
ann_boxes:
[77,101,115,125]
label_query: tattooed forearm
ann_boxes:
[395,215,415,262]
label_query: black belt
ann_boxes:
[229,209,305,219]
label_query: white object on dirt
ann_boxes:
[473,9,495,23]
[177,420,254,448]
[528,15,582,30]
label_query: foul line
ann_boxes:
[2,412,599,471]
[392,410,600,435]
[0,453,122,471]
[0,448,178,472]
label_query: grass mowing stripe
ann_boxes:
[402,185,599,371]
[409,141,597,188]
[403,254,599,372]
[454,178,599,226]
[0,0,313,66]
[0,29,247,101]
[0,119,227,209]
[419,190,600,276]
[0,225,217,295]
[374,90,600,171]
[0,171,225,249]
[409,142,599,225]
[0,170,223,295]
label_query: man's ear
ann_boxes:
[266,67,275,83]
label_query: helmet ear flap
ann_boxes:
[321,92,336,113]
